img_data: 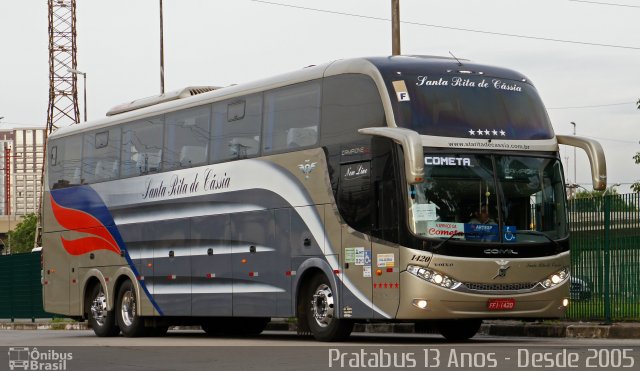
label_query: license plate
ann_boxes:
[487,298,515,311]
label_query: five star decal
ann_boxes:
[468,129,506,137]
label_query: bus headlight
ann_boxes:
[540,267,569,288]
[407,265,461,289]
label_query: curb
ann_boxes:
[2,321,639,339]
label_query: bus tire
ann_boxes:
[116,280,148,337]
[87,284,119,337]
[436,319,482,341]
[304,274,353,342]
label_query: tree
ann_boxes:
[7,213,37,253]
[573,189,637,212]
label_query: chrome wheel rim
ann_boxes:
[310,283,334,328]
[120,290,136,327]
[90,288,108,327]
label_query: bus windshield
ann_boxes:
[385,74,554,140]
[409,154,567,243]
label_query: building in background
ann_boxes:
[0,127,46,217]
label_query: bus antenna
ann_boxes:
[449,51,464,67]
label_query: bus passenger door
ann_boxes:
[191,214,232,316]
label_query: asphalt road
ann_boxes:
[1,330,639,371]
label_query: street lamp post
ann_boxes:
[570,122,576,184]
[68,68,87,122]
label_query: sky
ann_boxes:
[0,0,638,192]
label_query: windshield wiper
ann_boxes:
[512,230,563,253]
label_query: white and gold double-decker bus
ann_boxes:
[42,56,606,341]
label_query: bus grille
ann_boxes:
[462,282,538,292]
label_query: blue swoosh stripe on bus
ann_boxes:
[51,185,165,316]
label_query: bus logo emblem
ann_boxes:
[493,261,511,280]
[298,160,317,179]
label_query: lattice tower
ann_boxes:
[47,0,80,133]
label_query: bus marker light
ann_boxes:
[147,263,152,268]
[285,271,296,276]
[241,259,247,264]
[168,275,176,280]
[376,269,382,276]
[333,269,340,274]
[137,276,144,281]
[206,273,215,278]
[105,277,109,282]
[386,267,393,273]
[249,272,259,277]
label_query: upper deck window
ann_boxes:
[262,81,321,153]
[384,74,553,140]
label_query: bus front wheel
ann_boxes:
[116,280,148,337]
[304,274,353,342]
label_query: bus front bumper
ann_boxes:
[396,271,570,320]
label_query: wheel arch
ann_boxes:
[80,270,108,319]
[294,258,341,317]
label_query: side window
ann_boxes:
[164,105,210,170]
[121,116,164,177]
[338,160,371,234]
[262,81,320,153]
[82,127,121,183]
[49,136,82,188]
[48,141,62,188]
[211,94,262,162]
[321,74,385,145]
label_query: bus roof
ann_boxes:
[48,56,533,140]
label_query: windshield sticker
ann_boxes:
[464,224,499,242]
[504,226,517,243]
[425,221,465,239]
[412,203,438,221]
[416,76,523,93]
[425,156,472,166]
[392,80,410,102]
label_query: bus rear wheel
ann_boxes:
[116,280,148,337]
[436,319,482,341]
[304,274,353,342]
[87,284,119,337]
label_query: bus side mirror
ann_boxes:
[557,135,607,191]
[358,127,424,185]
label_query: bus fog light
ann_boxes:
[412,299,428,309]
[562,298,569,307]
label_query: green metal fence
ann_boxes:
[567,193,640,322]
[0,251,52,321]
